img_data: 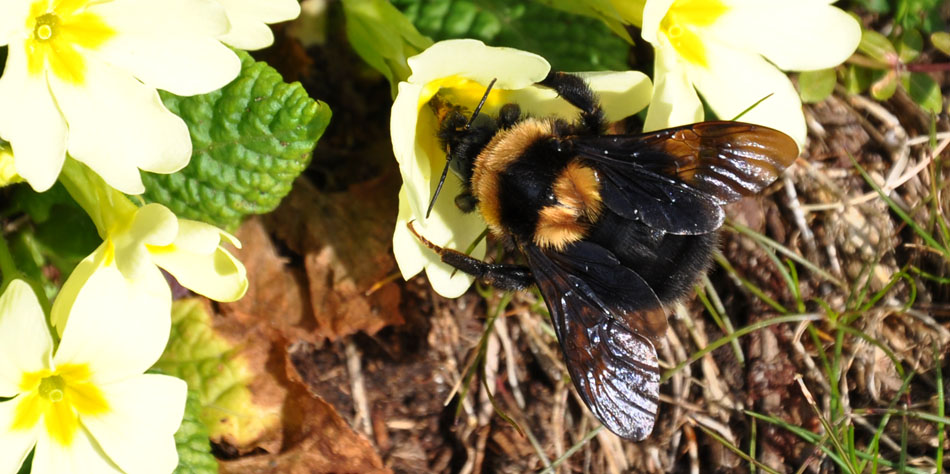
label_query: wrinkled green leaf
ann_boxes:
[901,71,942,113]
[858,29,896,66]
[799,68,837,103]
[932,32,950,56]
[393,0,631,72]
[145,50,331,231]
[174,390,219,474]
[154,298,280,446]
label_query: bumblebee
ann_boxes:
[410,72,798,440]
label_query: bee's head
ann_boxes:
[438,108,497,184]
[426,79,498,218]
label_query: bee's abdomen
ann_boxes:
[532,161,602,250]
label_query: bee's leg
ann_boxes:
[408,222,534,291]
[539,71,606,135]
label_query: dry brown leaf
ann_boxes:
[221,216,316,343]
[218,339,388,474]
[267,174,404,340]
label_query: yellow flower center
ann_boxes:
[420,75,509,115]
[10,364,109,446]
[24,0,116,84]
[659,0,729,68]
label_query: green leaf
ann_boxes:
[932,32,950,56]
[144,49,331,231]
[901,71,943,113]
[535,0,634,43]
[8,183,99,287]
[896,29,922,63]
[393,0,631,72]
[842,64,873,94]
[858,30,896,66]
[870,69,898,100]
[893,0,945,33]
[342,0,433,90]
[798,68,837,103]
[154,298,281,446]
[174,390,219,474]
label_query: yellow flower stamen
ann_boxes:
[24,0,116,84]
[10,364,109,446]
[659,0,729,68]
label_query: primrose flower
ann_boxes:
[391,39,652,297]
[0,278,186,474]
[216,0,302,50]
[641,0,860,147]
[0,0,242,194]
[51,201,248,332]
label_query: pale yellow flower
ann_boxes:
[51,202,247,332]
[391,39,652,297]
[216,0,302,50]
[0,279,186,474]
[0,0,241,194]
[641,0,860,147]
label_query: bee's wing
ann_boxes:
[525,241,666,440]
[574,121,798,235]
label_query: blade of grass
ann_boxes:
[852,154,950,262]
[698,276,744,364]
[540,426,603,474]
[746,411,931,474]
[693,420,781,474]
[935,344,945,474]
[728,222,845,287]
[714,253,789,313]
[662,314,821,382]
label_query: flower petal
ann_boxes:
[50,253,100,335]
[110,204,179,283]
[390,82,432,219]
[80,374,186,474]
[0,280,54,396]
[92,0,240,96]
[0,46,68,193]
[507,71,653,123]
[150,244,248,302]
[164,219,224,254]
[711,0,860,71]
[48,59,190,195]
[643,42,704,132]
[217,0,302,50]
[407,39,550,89]
[687,38,806,147]
[130,204,179,248]
[31,425,122,474]
[0,397,39,474]
[52,261,171,384]
[641,0,676,44]
[392,185,488,297]
[0,0,31,42]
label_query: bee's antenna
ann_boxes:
[466,78,496,129]
[425,78,497,219]
[426,157,452,218]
